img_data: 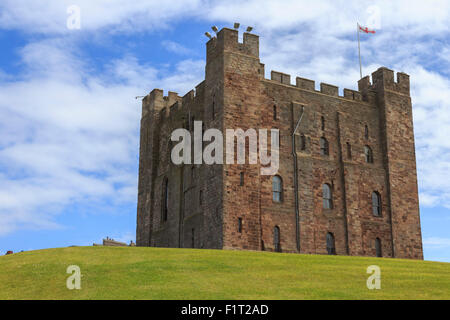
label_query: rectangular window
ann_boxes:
[238,218,242,233]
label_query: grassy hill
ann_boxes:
[0,246,449,300]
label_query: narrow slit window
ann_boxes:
[274,226,281,252]
[212,95,215,120]
[320,137,329,156]
[375,238,382,257]
[162,178,169,222]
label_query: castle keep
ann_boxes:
[136,28,423,259]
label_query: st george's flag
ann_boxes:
[358,23,376,34]
[357,23,376,78]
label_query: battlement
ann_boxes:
[296,77,315,91]
[142,81,207,136]
[271,71,291,85]
[266,66,410,101]
[269,71,366,102]
[358,67,410,95]
[207,28,259,64]
[320,83,338,96]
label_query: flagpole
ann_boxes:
[357,22,362,79]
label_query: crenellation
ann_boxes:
[396,72,410,94]
[372,67,395,91]
[320,82,339,96]
[207,28,259,63]
[270,70,282,82]
[195,81,205,99]
[243,32,259,57]
[296,77,315,91]
[358,76,371,91]
[169,101,180,117]
[149,88,164,101]
[259,63,265,78]
[165,91,180,108]
[343,89,362,101]
[182,90,195,105]
[271,70,291,85]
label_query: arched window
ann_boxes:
[273,226,281,252]
[320,137,329,156]
[273,105,277,120]
[273,175,283,202]
[326,232,336,255]
[346,142,352,159]
[372,191,381,216]
[364,145,373,163]
[162,178,169,222]
[323,184,333,209]
[364,125,369,139]
[375,238,382,257]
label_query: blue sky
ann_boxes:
[0,0,449,262]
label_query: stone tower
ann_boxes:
[136,27,423,259]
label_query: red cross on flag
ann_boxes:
[358,23,376,34]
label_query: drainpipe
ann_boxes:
[292,106,305,253]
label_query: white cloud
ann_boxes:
[161,40,194,56]
[0,38,204,236]
[0,0,202,34]
[1,1,449,36]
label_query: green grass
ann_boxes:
[0,246,449,300]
